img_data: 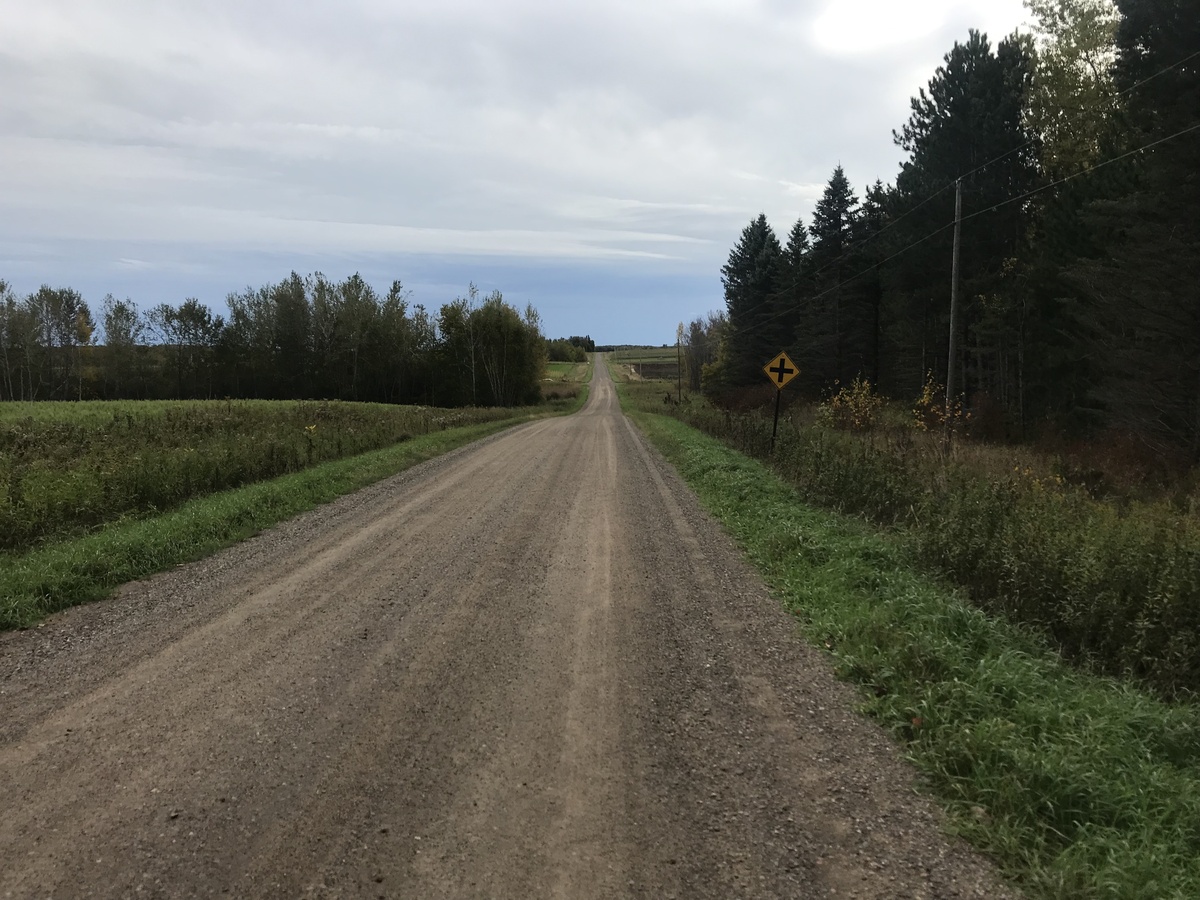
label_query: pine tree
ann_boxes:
[799,166,859,387]
[715,214,784,387]
[1072,0,1200,456]
[889,30,1038,405]
[850,181,889,386]
[772,215,812,375]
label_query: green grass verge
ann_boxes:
[624,404,1200,900]
[0,416,536,630]
[629,378,1200,698]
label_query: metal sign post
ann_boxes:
[762,351,798,453]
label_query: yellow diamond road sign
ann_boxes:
[764,351,798,390]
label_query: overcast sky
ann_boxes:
[1,0,1030,344]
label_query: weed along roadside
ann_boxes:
[0,392,588,631]
[613,373,1200,899]
[0,400,533,555]
[630,371,1200,700]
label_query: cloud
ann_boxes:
[0,0,1031,341]
[813,0,951,54]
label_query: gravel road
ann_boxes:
[0,357,1014,899]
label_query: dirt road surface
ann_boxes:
[1,357,1013,899]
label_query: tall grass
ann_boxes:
[1,389,591,628]
[627,380,1200,698]
[625,406,1200,898]
[0,400,526,554]
[542,356,593,402]
[0,417,527,629]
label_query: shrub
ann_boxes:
[816,377,886,432]
[0,400,519,554]
[647,388,1200,697]
[913,372,970,434]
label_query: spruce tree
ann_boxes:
[1073,0,1200,456]
[850,181,889,386]
[889,30,1038,403]
[717,213,784,387]
[800,166,859,387]
[773,215,812,381]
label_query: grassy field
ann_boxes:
[544,359,592,383]
[542,355,594,401]
[617,378,1200,899]
[608,347,680,384]
[0,392,587,629]
[608,346,677,362]
[0,399,540,555]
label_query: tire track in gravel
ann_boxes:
[0,356,1015,899]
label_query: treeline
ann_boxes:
[547,335,596,363]
[702,0,1199,459]
[0,274,549,407]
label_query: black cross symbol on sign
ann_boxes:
[768,359,795,385]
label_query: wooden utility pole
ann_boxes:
[945,177,963,420]
[676,322,684,402]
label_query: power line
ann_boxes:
[961,120,1200,225]
[1118,48,1200,93]
[722,182,951,332]
[723,222,954,341]
[911,49,1199,204]
[722,116,1198,342]
[718,45,1200,342]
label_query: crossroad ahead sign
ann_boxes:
[763,351,798,390]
